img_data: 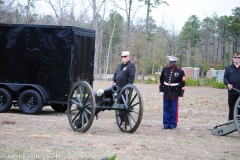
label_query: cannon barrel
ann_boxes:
[96,85,119,97]
[94,85,120,106]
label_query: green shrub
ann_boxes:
[107,154,118,160]
[134,79,142,83]
[211,81,226,89]
[135,76,226,89]
[145,78,153,84]
[202,78,215,86]
[202,78,226,89]
[185,78,200,86]
[154,77,159,84]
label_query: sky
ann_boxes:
[34,0,239,33]
[149,0,240,32]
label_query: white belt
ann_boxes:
[164,81,179,86]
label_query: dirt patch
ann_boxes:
[0,80,240,160]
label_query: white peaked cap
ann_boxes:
[167,56,179,62]
[122,51,130,56]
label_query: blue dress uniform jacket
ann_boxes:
[112,60,136,89]
[159,66,185,99]
[224,64,240,95]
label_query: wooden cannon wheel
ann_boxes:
[115,84,144,133]
[234,96,240,134]
[67,81,96,133]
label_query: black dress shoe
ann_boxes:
[170,127,176,130]
[162,126,169,129]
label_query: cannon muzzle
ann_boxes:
[111,85,119,93]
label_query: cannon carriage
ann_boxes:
[67,81,144,133]
[211,93,240,136]
[0,23,143,133]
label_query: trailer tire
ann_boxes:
[51,104,67,112]
[18,90,43,114]
[0,88,13,112]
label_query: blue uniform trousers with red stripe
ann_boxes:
[163,98,179,128]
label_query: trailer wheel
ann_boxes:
[67,81,96,133]
[0,88,13,112]
[115,84,144,133]
[18,90,43,114]
[51,104,67,112]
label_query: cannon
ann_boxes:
[67,81,144,133]
[211,88,240,136]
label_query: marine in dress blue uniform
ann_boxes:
[159,56,185,130]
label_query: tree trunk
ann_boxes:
[105,14,116,78]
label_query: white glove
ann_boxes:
[160,92,164,95]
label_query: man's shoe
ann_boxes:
[170,127,176,130]
[162,126,169,129]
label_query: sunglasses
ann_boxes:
[122,56,128,58]
[234,57,240,59]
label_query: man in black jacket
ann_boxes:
[111,51,136,126]
[111,51,136,90]
[159,56,185,130]
[224,52,240,120]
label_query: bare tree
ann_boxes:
[122,0,143,36]
[139,0,168,80]
[44,0,77,25]
[112,0,143,49]
[74,1,91,28]
[0,0,17,22]
[17,0,39,24]
[105,13,116,78]
[88,0,106,77]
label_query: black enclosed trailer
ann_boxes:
[0,23,95,114]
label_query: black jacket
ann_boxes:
[112,60,136,89]
[224,64,240,94]
[159,66,185,99]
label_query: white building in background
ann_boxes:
[182,67,200,79]
[181,67,225,81]
[206,68,225,81]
